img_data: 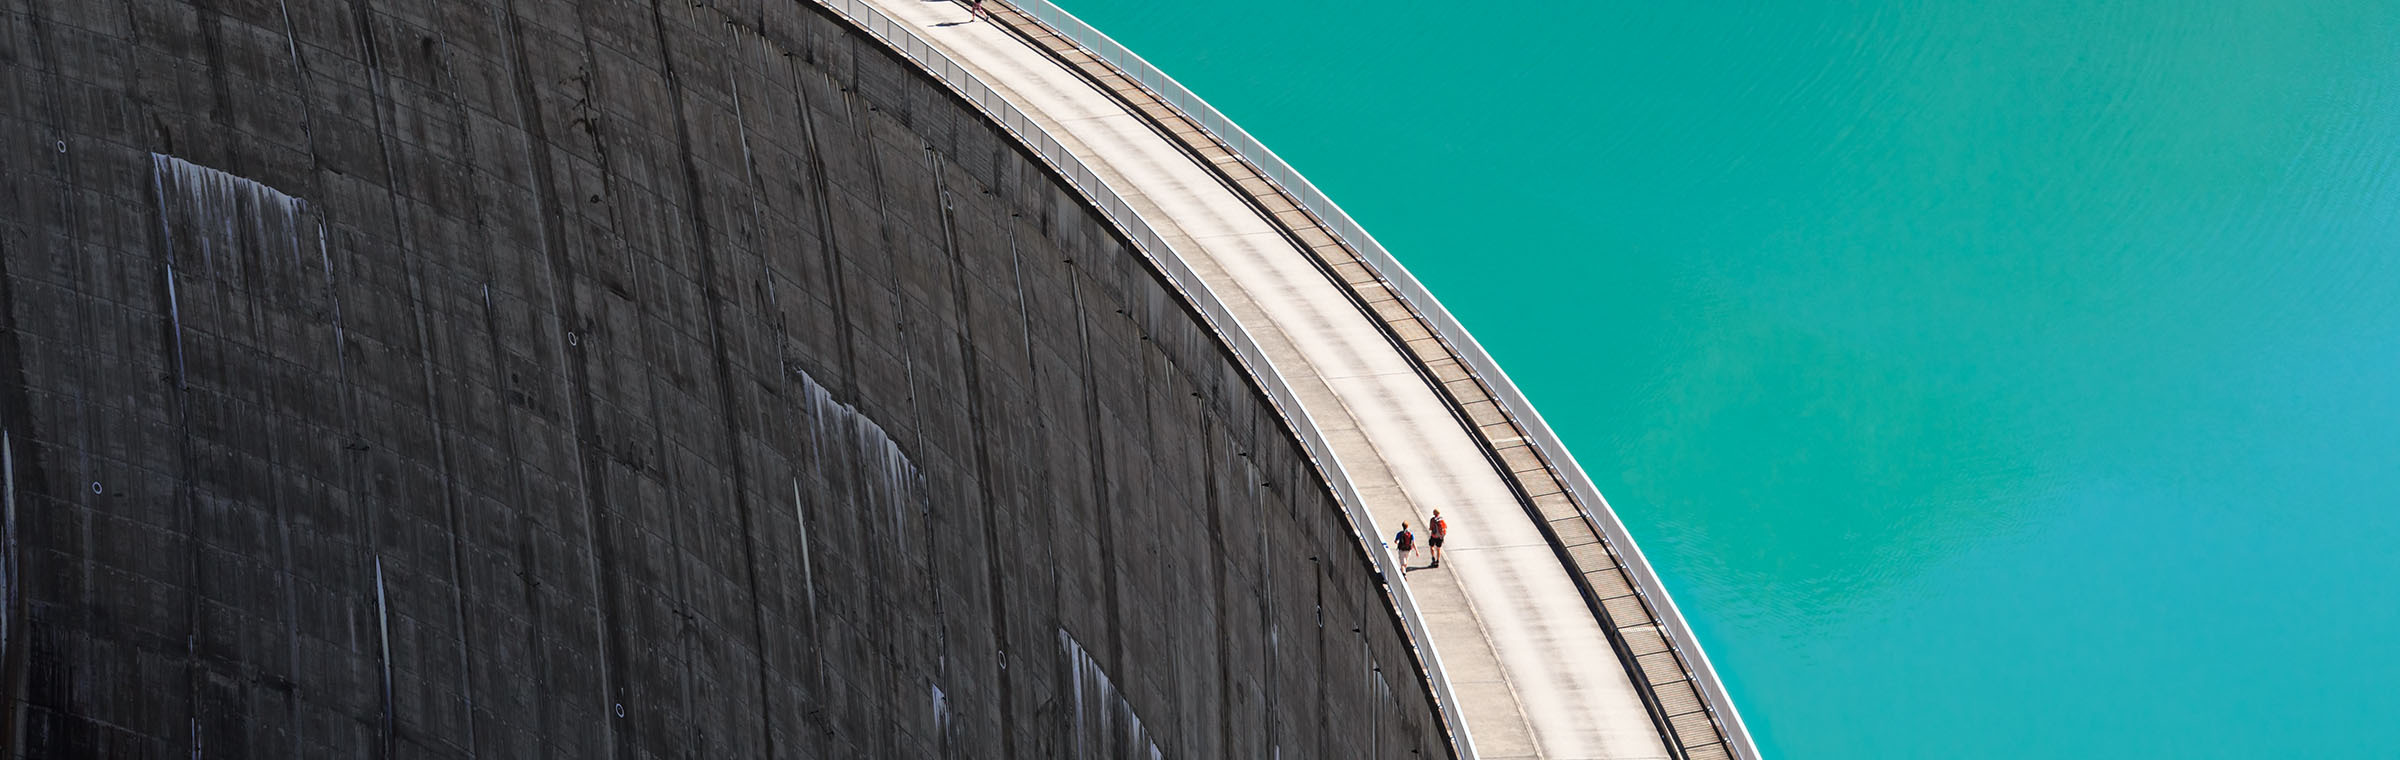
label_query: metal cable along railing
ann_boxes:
[811,1,1479,756]
[995,3,1759,758]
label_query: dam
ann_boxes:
[0,0,1749,757]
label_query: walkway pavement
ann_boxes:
[857,2,1676,758]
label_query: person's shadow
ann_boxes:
[928,0,983,26]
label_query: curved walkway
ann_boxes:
[855,2,1674,757]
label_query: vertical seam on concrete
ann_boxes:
[1002,202,1074,760]
[1063,241,1124,703]
[1202,409,1235,757]
[77,1,150,753]
[1247,411,1279,757]
[338,0,478,751]
[789,56,853,753]
[1130,302,1166,755]
[354,0,489,749]
[854,63,904,760]
[933,152,1022,760]
[645,3,750,756]
[10,1,92,754]
[471,8,564,754]
[492,2,629,756]
[476,279,562,758]
[413,1,494,752]
[906,143,948,759]
[795,65,864,405]
[726,23,800,760]
[1312,511,1329,759]
[264,5,322,748]
[634,243,705,755]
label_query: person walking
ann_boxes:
[1394,522,1417,570]
[1428,509,1447,568]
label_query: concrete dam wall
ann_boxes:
[0,0,1445,757]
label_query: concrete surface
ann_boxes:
[858,2,1676,758]
[0,0,1445,757]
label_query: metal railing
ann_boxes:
[811,1,1478,757]
[991,3,1759,757]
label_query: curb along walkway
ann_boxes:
[855,1,1680,757]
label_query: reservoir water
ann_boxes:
[1052,1,2400,756]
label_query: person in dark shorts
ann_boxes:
[1428,509,1447,568]
[1394,522,1416,570]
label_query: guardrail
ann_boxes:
[990,3,1758,758]
[811,1,1478,757]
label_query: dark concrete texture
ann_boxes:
[0,0,1443,757]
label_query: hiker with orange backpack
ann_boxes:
[1428,510,1448,568]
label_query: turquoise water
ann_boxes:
[1053,1,2400,756]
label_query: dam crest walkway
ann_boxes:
[834,1,1730,757]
